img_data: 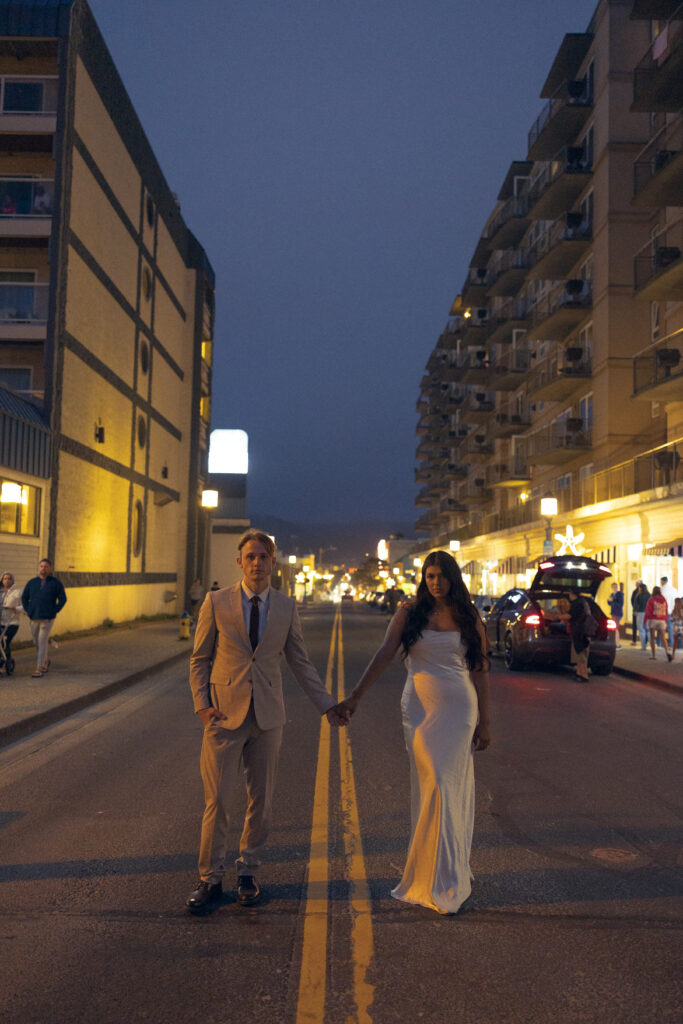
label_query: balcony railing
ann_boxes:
[490,405,532,437]
[528,77,594,161]
[0,282,49,323]
[486,458,531,487]
[461,266,491,305]
[527,344,592,400]
[633,325,683,400]
[527,145,593,220]
[0,178,54,217]
[526,212,593,281]
[487,250,531,298]
[488,194,530,250]
[527,279,592,341]
[525,425,592,464]
[633,110,683,207]
[633,214,683,300]
[578,436,682,506]
[632,4,683,111]
[493,347,532,391]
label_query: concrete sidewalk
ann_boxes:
[0,617,680,751]
[0,619,191,748]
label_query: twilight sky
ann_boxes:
[90,0,598,528]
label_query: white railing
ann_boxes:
[0,178,54,216]
[0,282,49,323]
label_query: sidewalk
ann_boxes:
[612,640,683,694]
[0,620,191,748]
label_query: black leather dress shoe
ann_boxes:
[186,880,222,913]
[237,875,261,906]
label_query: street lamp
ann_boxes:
[449,539,460,553]
[540,494,558,556]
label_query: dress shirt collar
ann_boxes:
[241,581,270,604]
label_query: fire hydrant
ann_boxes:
[178,611,191,640]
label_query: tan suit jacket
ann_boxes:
[189,582,335,730]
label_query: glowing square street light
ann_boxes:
[540,496,558,518]
[208,429,248,474]
[201,489,219,508]
[449,539,460,552]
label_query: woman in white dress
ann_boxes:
[338,551,490,914]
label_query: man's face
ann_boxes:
[237,540,276,593]
[38,560,50,579]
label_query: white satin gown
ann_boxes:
[391,629,479,914]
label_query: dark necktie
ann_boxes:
[249,596,260,651]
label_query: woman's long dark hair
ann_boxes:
[402,550,486,671]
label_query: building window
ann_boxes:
[0,367,31,392]
[145,193,155,229]
[142,265,152,301]
[651,302,660,340]
[579,393,593,431]
[0,478,40,535]
[200,394,210,421]
[139,339,149,375]
[132,499,143,557]
[137,415,147,448]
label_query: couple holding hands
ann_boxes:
[186,530,490,916]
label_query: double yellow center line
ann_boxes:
[296,606,375,1023]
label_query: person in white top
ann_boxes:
[0,570,23,664]
[660,576,678,648]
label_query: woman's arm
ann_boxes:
[470,616,491,751]
[335,605,409,718]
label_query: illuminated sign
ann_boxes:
[554,524,585,556]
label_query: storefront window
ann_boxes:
[0,478,40,535]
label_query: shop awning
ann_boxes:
[461,561,477,575]
[645,539,683,557]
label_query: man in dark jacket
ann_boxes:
[21,558,67,677]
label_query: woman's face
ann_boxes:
[424,564,450,601]
[1,574,12,588]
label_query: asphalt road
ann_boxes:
[0,602,681,1024]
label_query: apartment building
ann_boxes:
[0,0,215,629]
[416,0,683,602]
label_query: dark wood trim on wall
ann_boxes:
[68,230,185,381]
[58,435,180,502]
[59,571,177,588]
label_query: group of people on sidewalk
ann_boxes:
[625,576,682,661]
[0,559,67,676]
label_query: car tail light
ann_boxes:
[524,613,542,627]
[606,618,617,630]
[539,561,555,570]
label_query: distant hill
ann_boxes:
[249,513,416,566]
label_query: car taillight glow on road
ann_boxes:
[524,613,542,626]
[606,618,617,630]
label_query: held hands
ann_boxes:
[326,693,360,726]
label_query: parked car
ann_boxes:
[483,556,617,675]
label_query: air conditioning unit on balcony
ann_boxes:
[655,246,681,268]
[475,309,489,323]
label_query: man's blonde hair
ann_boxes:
[238,530,276,557]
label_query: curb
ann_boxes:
[0,647,190,750]
[611,664,683,697]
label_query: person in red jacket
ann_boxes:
[643,586,673,662]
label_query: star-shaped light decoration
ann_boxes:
[554,524,585,556]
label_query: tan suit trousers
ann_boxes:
[198,701,283,884]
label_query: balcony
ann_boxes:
[464,435,494,462]
[526,212,593,281]
[458,351,496,386]
[0,76,58,134]
[440,496,468,515]
[631,2,680,17]
[460,392,496,422]
[416,486,435,508]
[633,215,683,300]
[486,298,528,346]
[442,461,469,483]
[632,6,683,111]
[0,178,54,237]
[460,476,493,507]
[487,458,532,487]
[415,512,433,534]
[0,281,49,339]
[461,266,490,306]
[526,424,592,464]
[487,195,530,250]
[492,347,531,390]
[487,251,531,298]
[527,146,593,220]
[462,309,490,344]
[527,280,592,342]
[578,436,682,508]
[527,78,593,161]
[632,326,683,401]
[527,345,592,401]
[633,111,683,207]
[490,406,532,438]
[415,465,432,483]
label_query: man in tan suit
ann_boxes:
[186,530,346,912]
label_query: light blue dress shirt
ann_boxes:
[240,582,270,647]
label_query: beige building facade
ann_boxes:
[0,0,214,630]
[416,0,683,611]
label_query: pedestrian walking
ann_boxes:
[630,580,643,645]
[186,529,348,914]
[670,597,683,657]
[209,580,220,592]
[607,583,624,648]
[643,586,673,661]
[659,576,677,649]
[632,582,650,651]
[188,577,204,623]
[21,558,67,677]
[0,571,23,668]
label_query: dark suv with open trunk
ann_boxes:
[483,556,617,675]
